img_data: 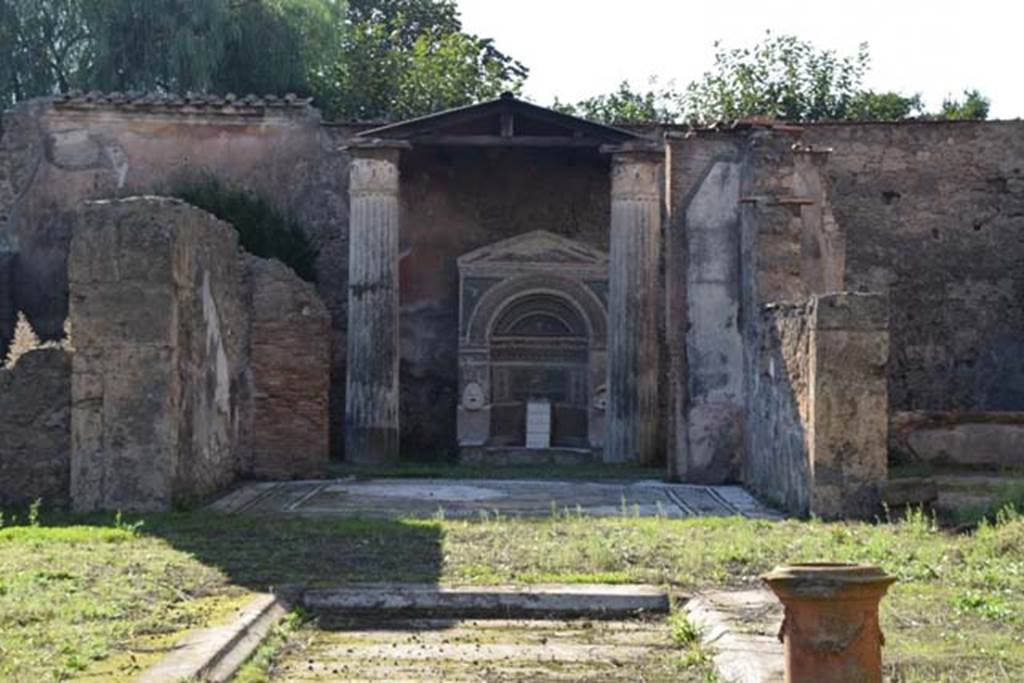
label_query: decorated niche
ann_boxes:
[456,230,609,460]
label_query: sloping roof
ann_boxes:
[357,93,641,147]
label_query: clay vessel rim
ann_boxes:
[760,563,897,586]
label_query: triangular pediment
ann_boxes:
[358,93,641,148]
[458,231,608,269]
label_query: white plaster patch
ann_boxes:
[201,271,231,415]
[105,144,129,189]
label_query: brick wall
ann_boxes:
[247,256,331,479]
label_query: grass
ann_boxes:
[954,481,1024,526]
[2,505,1022,681]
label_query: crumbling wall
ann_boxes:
[247,255,331,478]
[745,293,889,518]
[666,127,847,483]
[0,247,14,355]
[0,97,354,456]
[0,348,71,508]
[745,301,812,513]
[69,197,247,511]
[803,121,1024,414]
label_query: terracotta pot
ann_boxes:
[761,563,896,683]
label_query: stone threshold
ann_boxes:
[302,583,670,619]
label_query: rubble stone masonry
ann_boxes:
[68,197,247,511]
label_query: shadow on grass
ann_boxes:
[149,513,445,590]
[24,508,444,591]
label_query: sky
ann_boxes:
[458,0,1022,119]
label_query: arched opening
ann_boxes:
[487,292,591,448]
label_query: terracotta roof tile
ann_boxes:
[53,90,313,116]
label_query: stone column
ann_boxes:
[344,140,408,464]
[603,142,663,464]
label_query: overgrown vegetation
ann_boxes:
[3,312,71,369]
[173,177,318,282]
[2,505,1022,680]
[556,32,990,125]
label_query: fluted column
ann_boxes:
[603,142,663,464]
[344,140,409,464]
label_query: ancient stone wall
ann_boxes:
[666,127,846,483]
[0,247,14,355]
[664,132,741,479]
[0,98,355,455]
[745,301,812,513]
[69,197,248,511]
[397,146,611,455]
[745,293,889,518]
[247,255,331,478]
[0,348,71,508]
[802,121,1024,414]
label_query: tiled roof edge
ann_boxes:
[52,91,314,115]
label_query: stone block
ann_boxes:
[811,292,889,331]
[807,293,889,519]
[891,411,1024,468]
[69,197,246,512]
[745,293,889,519]
[0,348,71,508]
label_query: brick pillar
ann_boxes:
[603,142,663,464]
[344,140,408,464]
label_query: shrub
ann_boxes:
[173,177,319,282]
[3,313,71,369]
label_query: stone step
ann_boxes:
[302,584,670,619]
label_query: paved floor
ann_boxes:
[209,478,783,520]
[271,615,696,682]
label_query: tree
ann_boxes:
[0,0,92,107]
[84,0,233,93]
[680,33,872,123]
[938,89,990,120]
[347,0,460,47]
[553,80,679,125]
[216,0,347,98]
[558,33,990,125]
[846,90,924,121]
[1,0,525,123]
[319,9,527,121]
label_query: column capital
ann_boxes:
[601,139,665,162]
[606,140,663,203]
[347,138,409,197]
[343,137,412,160]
